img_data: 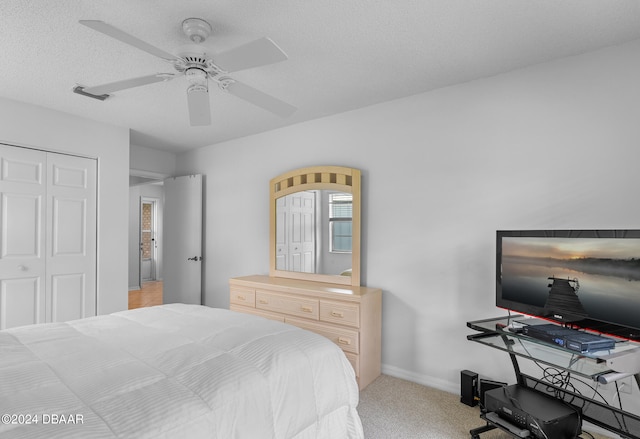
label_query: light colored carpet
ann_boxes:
[358,375,611,439]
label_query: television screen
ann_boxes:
[496,230,640,340]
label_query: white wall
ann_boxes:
[130,144,177,177]
[176,39,640,395]
[0,97,130,315]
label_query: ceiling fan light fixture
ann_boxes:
[182,18,212,44]
[185,67,207,88]
[187,83,208,94]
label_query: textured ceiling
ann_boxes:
[2,1,640,153]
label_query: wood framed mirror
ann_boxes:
[270,165,361,286]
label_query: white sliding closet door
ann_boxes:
[0,144,96,329]
[46,152,96,323]
[0,146,47,328]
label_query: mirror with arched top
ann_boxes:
[270,166,361,286]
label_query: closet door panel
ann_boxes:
[46,153,97,322]
[2,193,43,258]
[51,273,85,322]
[52,198,86,255]
[0,277,43,329]
[0,145,47,328]
[1,151,43,185]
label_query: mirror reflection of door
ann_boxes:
[275,191,316,272]
[140,198,158,282]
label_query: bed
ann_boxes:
[0,303,364,439]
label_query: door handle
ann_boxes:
[187,256,202,261]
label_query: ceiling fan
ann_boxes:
[74,18,296,126]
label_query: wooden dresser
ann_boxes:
[229,275,382,390]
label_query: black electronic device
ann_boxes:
[460,370,478,406]
[496,229,640,341]
[484,384,581,439]
[522,323,615,353]
[479,379,506,409]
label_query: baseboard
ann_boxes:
[128,285,141,291]
[381,363,459,395]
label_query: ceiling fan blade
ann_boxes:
[187,87,211,126]
[214,37,288,72]
[79,20,179,61]
[224,80,296,117]
[83,73,175,95]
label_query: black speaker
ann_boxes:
[460,370,478,406]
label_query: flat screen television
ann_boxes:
[496,229,640,341]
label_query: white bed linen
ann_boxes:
[0,304,364,439]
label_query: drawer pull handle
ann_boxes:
[331,311,344,318]
[301,306,313,313]
[259,299,268,304]
[236,295,246,301]
[338,337,351,345]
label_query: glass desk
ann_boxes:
[467,315,640,438]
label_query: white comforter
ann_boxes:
[0,304,364,439]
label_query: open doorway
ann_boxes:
[129,197,163,309]
[128,176,165,309]
[128,172,202,308]
[140,198,159,282]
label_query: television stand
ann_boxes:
[467,315,640,439]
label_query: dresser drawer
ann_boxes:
[344,352,359,377]
[230,286,255,307]
[320,301,360,328]
[231,305,285,322]
[256,291,319,320]
[286,317,359,354]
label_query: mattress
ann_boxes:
[0,304,364,439]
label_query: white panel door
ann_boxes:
[275,191,317,272]
[163,175,202,304]
[0,144,97,329]
[298,193,316,272]
[46,152,96,323]
[283,191,316,273]
[0,145,46,328]
[275,196,288,270]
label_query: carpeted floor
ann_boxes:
[358,375,611,439]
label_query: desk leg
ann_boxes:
[469,422,496,439]
[501,334,524,386]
